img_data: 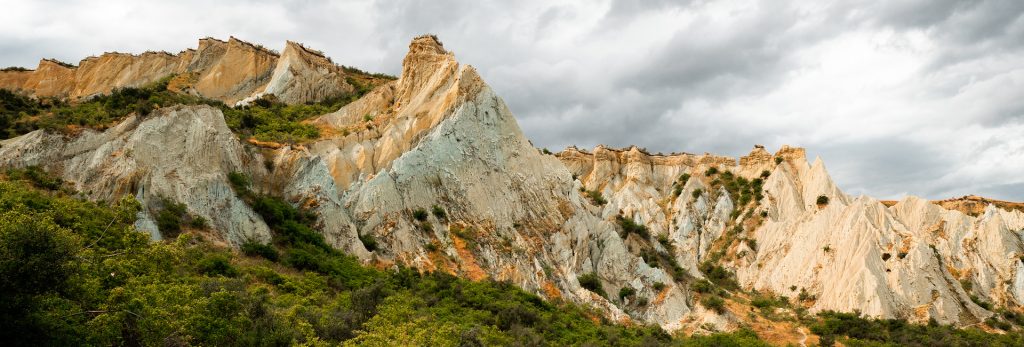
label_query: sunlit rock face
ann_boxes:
[3,35,1023,332]
[0,37,353,105]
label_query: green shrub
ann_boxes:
[412,208,428,221]
[5,166,63,190]
[619,287,636,300]
[227,171,250,193]
[692,189,703,199]
[616,215,650,238]
[679,173,691,183]
[691,279,714,294]
[760,170,771,179]
[431,205,447,220]
[652,282,666,291]
[699,261,739,291]
[701,295,726,313]
[578,273,606,297]
[197,253,239,277]
[241,241,280,261]
[359,233,378,252]
[155,197,188,239]
[705,167,719,176]
[775,157,783,164]
[586,190,607,205]
[189,215,209,229]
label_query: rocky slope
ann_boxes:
[0,37,354,105]
[2,35,1023,334]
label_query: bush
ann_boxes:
[692,189,703,199]
[155,198,188,239]
[678,173,691,183]
[431,205,447,220]
[775,157,783,164]
[412,208,428,222]
[652,282,666,291]
[241,241,280,261]
[705,167,719,176]
[760,170,771,179]
[619,287,636,300]
[616,215,650,238]
[586,190,607,205]
[197,253,239,277]
[359,233,378,252]
[701,295,726,313]
[691,279,714,294]
[227,171,251,193]
[817,195,830,205]
[578,273,606,297]
[699,261,739,291]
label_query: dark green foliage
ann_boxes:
[705,167,719,176]
[619,286,636,300]
[1,75,214,140]
[750,293,788,312]
[578,272,606,297]
[692,188,703,199]
[817,195,830,205]
[775,157,783,164]
[679,173,691,183]
[682,328,771,347]
[971,295,993,310]
[241,241,279,261]
[0,70,386,143]
[586,189,607,205]
[412,207,428,221]
[699,261,739,291]
[431,204,447,220]
[701,295,726,313]
[5,166,63,190]
[155,197,188,239]
[541,148,552,155]
[798,288,816,302]
[197,253,239,277]
[811,310,1024,346]
[760,170,771,179]
[691,279,715,294]
[227,171,250,194]
[653,282,666,291]
[359,233,378,252]
[616,215,650,238]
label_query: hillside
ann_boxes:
[2,35,1024,346]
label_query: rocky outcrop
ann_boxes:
[0,37,354,104]
[2,35,1023,333]
[0,105,272,245]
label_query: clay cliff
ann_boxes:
[2,35,1022,334]
[0,37,354,105]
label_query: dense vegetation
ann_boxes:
[0,73,388,143]
[1,168,783,346]
[811,310,1024,346]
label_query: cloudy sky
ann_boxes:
[2,0,1022,200]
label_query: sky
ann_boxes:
[1,0,1022,200]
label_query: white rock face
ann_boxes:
[0,105,272,245]
[2,35,1023,332]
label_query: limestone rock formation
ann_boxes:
[2,35,1023,333]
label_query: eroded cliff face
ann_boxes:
[558,142,1024,327]
[2,35,1023,333]
[0,37,353,105]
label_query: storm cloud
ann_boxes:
[1,0,1022,200]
